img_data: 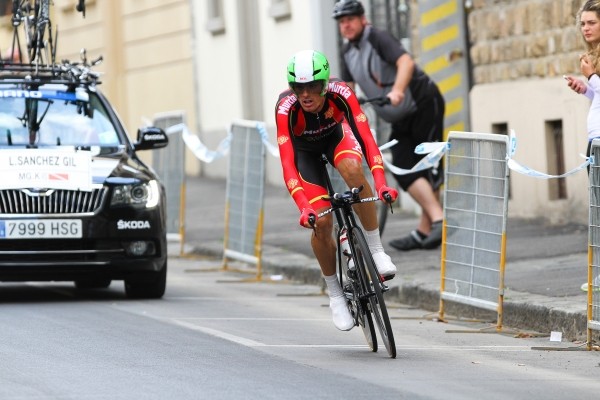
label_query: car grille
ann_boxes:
[0,188,107,215]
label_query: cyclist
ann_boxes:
[332,0,445,251]
[275,50,398,331]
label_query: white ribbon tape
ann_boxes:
[507,156,591,179]
[166,122,279,163]
[381,141,449,176]
[256,122,280,158]
[506,129,591,179]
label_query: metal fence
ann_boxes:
[587,139,600,347]
[222,119,266,276]
[439,131,510,329]
[152,112,186,242]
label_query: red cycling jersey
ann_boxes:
[275,79,386,212]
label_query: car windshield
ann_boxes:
[0,88,120,147]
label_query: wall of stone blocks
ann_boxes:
[467,0,586,84]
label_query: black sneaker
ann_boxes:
[389,230,424,251]
[421,220,443,249]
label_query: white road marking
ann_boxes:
[171,318,536,351]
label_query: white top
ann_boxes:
[584,74,600,141]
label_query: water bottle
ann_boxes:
[339,228,355,270]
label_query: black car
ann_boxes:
[0,62,169,298]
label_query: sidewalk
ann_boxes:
[173,175,592,342]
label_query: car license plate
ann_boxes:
[0,219,82,239]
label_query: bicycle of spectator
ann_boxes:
[311,154,396,358]
[358,96,397,236]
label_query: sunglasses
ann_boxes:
[290,80,324,95]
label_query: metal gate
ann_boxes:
[152,111,186,242]
[223,119,266,276]
[440,131,509,329]
[587,139,600,348]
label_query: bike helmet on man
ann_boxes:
[287,50,330,96]
[332,0,365,19]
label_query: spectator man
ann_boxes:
[332,0,446,251]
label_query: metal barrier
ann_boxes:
[587,139,600,348]
[222,119,266,279]
[439,131,510,331]
[152,112,186,246]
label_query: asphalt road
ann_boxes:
[0,255,598,400]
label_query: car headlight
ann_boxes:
[110,180,160,208]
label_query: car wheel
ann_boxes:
[74,279,112,289]
[124,261,167,299]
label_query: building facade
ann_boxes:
[0,0,592,223]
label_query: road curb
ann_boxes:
[176,241,589,342]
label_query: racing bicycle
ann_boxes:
[9,0,86,66]
[311,154,396,358]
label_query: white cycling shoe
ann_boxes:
[372,251,397,281]
[329,295,354,331]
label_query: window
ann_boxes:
[545,120,567,200]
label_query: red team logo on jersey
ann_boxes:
[287,179,299,190]
[373,155,383,165]
[356,113,367,123]
[324,107,334,119]
[278,136,288,145]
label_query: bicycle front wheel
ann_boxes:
[377,199,389,236]
[351,228,396,358]
[338,240,377,352]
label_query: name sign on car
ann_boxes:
[0,148,92,191]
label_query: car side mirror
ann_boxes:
[133,127,169,151]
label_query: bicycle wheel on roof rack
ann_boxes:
[351,227,396,358]
[26,0,50,63]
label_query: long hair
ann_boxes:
[578,0,600,72]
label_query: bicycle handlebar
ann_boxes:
[317,186,381,218]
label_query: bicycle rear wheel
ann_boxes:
[351,228,396,358]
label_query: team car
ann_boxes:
[0,60,169,298]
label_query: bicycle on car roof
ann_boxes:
[8,0,86,66]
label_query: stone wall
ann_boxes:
[467,0,585,84]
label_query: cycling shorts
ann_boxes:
[389,88,445,191]
[293,122,363,210]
